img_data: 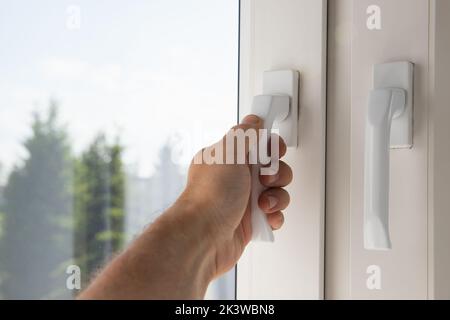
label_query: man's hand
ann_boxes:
[79,115,293,300]
[181,114,292,278]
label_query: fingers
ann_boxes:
[225,115,287,161]
[200,115,288,166]
[259,161,293,187]
[258,188,289,231]
[223,115,263,162]
[268,133,287,159]
[258,188,290,214]
[267,212,285,230]
[241,116,289,232]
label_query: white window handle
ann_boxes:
[249,70,299,242]
[250,95,290,242]
[363,61,414,251]
[364,88,406,250]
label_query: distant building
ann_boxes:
[125,144,187,241]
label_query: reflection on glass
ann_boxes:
[0,0,238,299]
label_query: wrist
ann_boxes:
[149,192,218,297]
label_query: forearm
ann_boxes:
[78,194,216,300]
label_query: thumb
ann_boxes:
[197,115,263,166]
[240,114,263,127]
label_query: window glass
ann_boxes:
[0,0,238,299]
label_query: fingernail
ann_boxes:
[267,196,278,210]
[242,115,260,125]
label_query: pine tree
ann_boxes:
[74,134,125,288]
[108,141,125,252]
[0,103,73,299]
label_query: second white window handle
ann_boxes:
[364,88,406,250]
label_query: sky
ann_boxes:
[0,0,239,182]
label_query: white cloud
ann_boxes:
[41,58,123,92]
[41,58,89,79]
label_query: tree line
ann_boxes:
[0,102,125,299]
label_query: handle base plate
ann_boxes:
[374,61,414,149]
[263,70,300,148]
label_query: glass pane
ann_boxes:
[0,0,238,299]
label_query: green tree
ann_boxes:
[108,141,125,252]
[74,135,125,288]
[0,103,73,299]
